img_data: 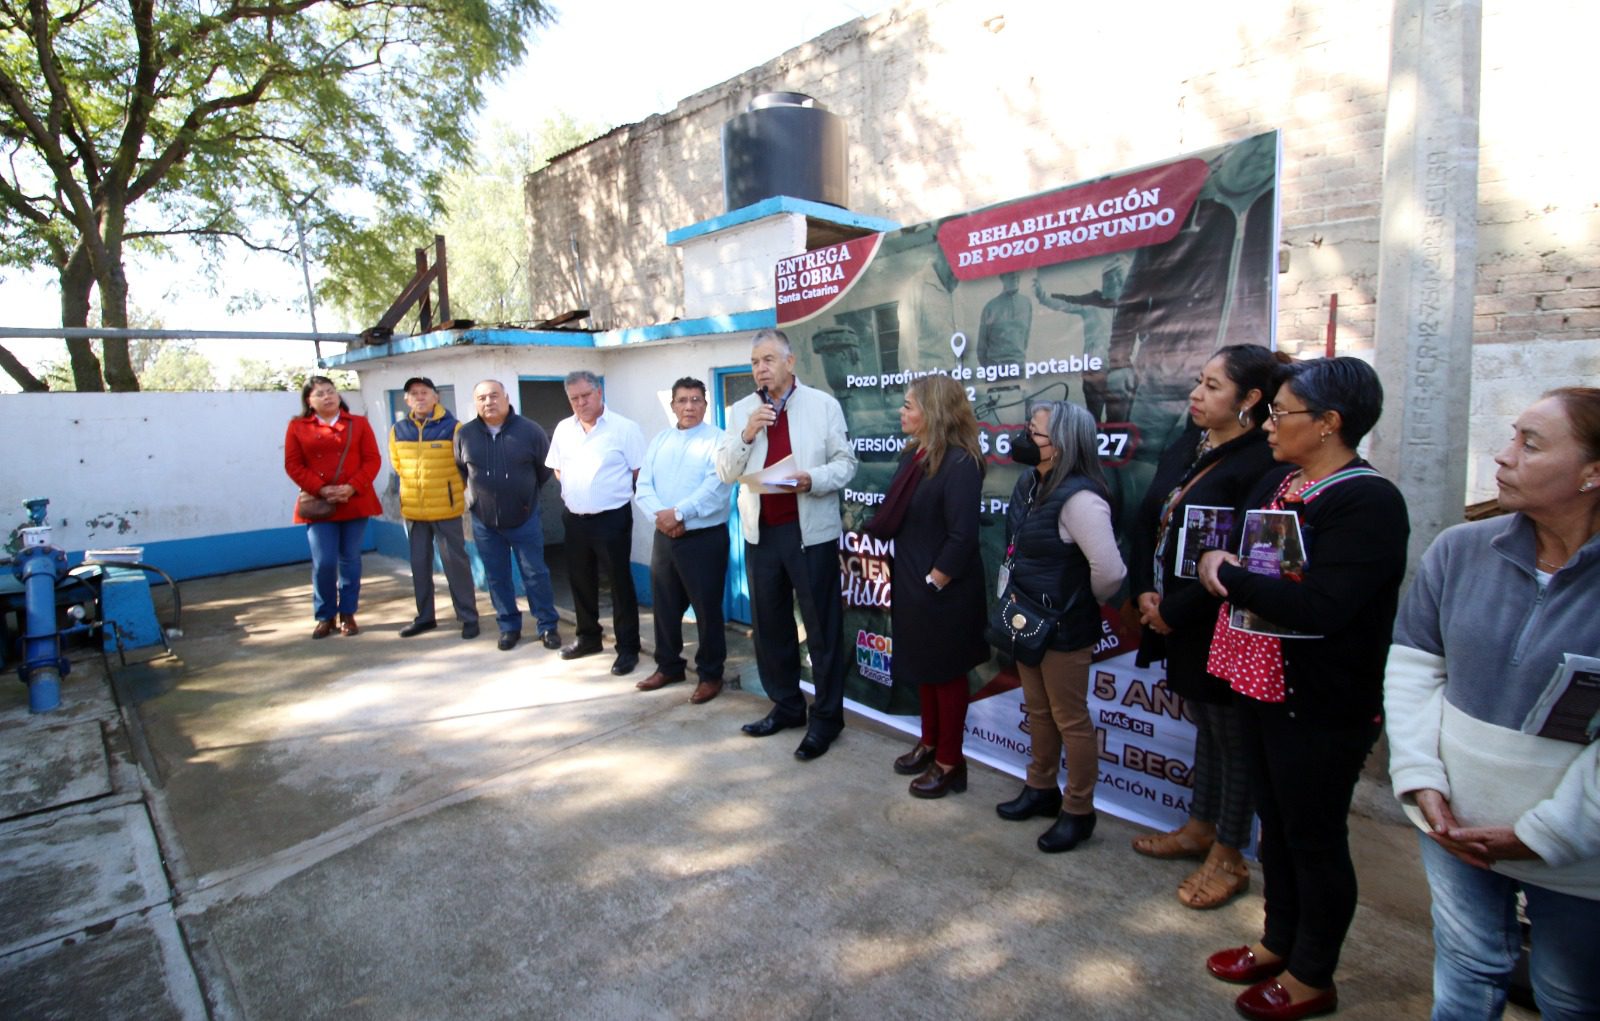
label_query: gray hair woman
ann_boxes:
[1386,386,1600,1020]
[993,400,1127,851]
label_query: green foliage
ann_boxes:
[136,341,218,392]
[38,336,217,391]
[230,359,355,393]
[0,0,553,388]
[325,112,604,328]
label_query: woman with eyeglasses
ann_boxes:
[1127,344,1284,910]
[993,400,1126,852]
[1196,357,1409,1021]
[284,376,382,638]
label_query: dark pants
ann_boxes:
[1241,699,1381,989]
[406,515,478,626]
[1189,699,1254,850]
[650,525,728,681]
[472,509,558,636]
[745,521,847,735]
[563,505,640,653]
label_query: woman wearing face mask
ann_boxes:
[994,401,1127,852]
[1127,344,1283,910]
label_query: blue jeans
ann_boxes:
[306,518,368,620]
[1420,835,1600,1021]
[471,509,558,635]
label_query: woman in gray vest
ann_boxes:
[994,400,1127,851]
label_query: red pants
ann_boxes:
[919,676,970,766]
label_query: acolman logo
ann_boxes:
[855,630,892,686]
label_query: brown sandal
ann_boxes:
[1131,829,1214,860]
[1177,859,1250,909]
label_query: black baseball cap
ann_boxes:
[402,376,437,392]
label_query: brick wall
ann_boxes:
[526,0,1600,380]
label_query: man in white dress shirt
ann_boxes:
[545,370,646,675]
[633,376,734,704]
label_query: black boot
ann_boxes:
[1037,811,1097,853]
[996,784,1064,821]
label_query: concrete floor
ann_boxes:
[0,555,1537,1019]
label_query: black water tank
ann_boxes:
[722,92,848,212]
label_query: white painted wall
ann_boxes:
[352,335,757,566]
[677,214,809,318]
[5,391,360,552]
[2,335,766,571]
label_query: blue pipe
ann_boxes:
[14,544,69,713]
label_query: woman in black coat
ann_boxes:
[868,374,990,799]
[1128,344,1283,910]
[1196,357,1409,1021]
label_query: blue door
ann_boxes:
[713,366,757,624]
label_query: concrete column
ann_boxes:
[1371,0,1483,575]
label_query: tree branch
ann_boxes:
[125,69,282,203]
[108,0,160,195]
[125,226,296,255]
[27,0,104,192]
[0,339,49,391]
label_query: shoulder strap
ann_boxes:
[1158,458,1223,531]
[1298,466,1382,503]
[330,418,357,483]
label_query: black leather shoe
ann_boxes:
[497,631,521,651]
[540,630,561,650]
[399,620,436,638]
[996,784,1063,821]
[1037,811,1097,853]
[741,713,806,738]
[794,732,834,761]
[461,621,479,640]
[610,652,639,676]
[560,639,604,660]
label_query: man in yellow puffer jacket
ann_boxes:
[389,377,480,639]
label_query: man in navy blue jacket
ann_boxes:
[454,379,562,652]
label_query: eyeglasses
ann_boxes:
[673,396,706,406]
[1266,405,1316,423]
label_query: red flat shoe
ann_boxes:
[1207,946,1286,985]
[1235,979,1337,1021]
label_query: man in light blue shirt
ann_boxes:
[633,376,734,704]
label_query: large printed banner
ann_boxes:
[780,131,1280,831]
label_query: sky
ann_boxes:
[0,0,891,390]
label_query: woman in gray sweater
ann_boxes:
[1385,387,1600,1021]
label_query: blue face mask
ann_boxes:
[1011,428,1042,466]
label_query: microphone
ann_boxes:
[758,386,771,406]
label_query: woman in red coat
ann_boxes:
[284,376,382,638]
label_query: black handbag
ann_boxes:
[986,581,1075,667]
[987,473,1075,666]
